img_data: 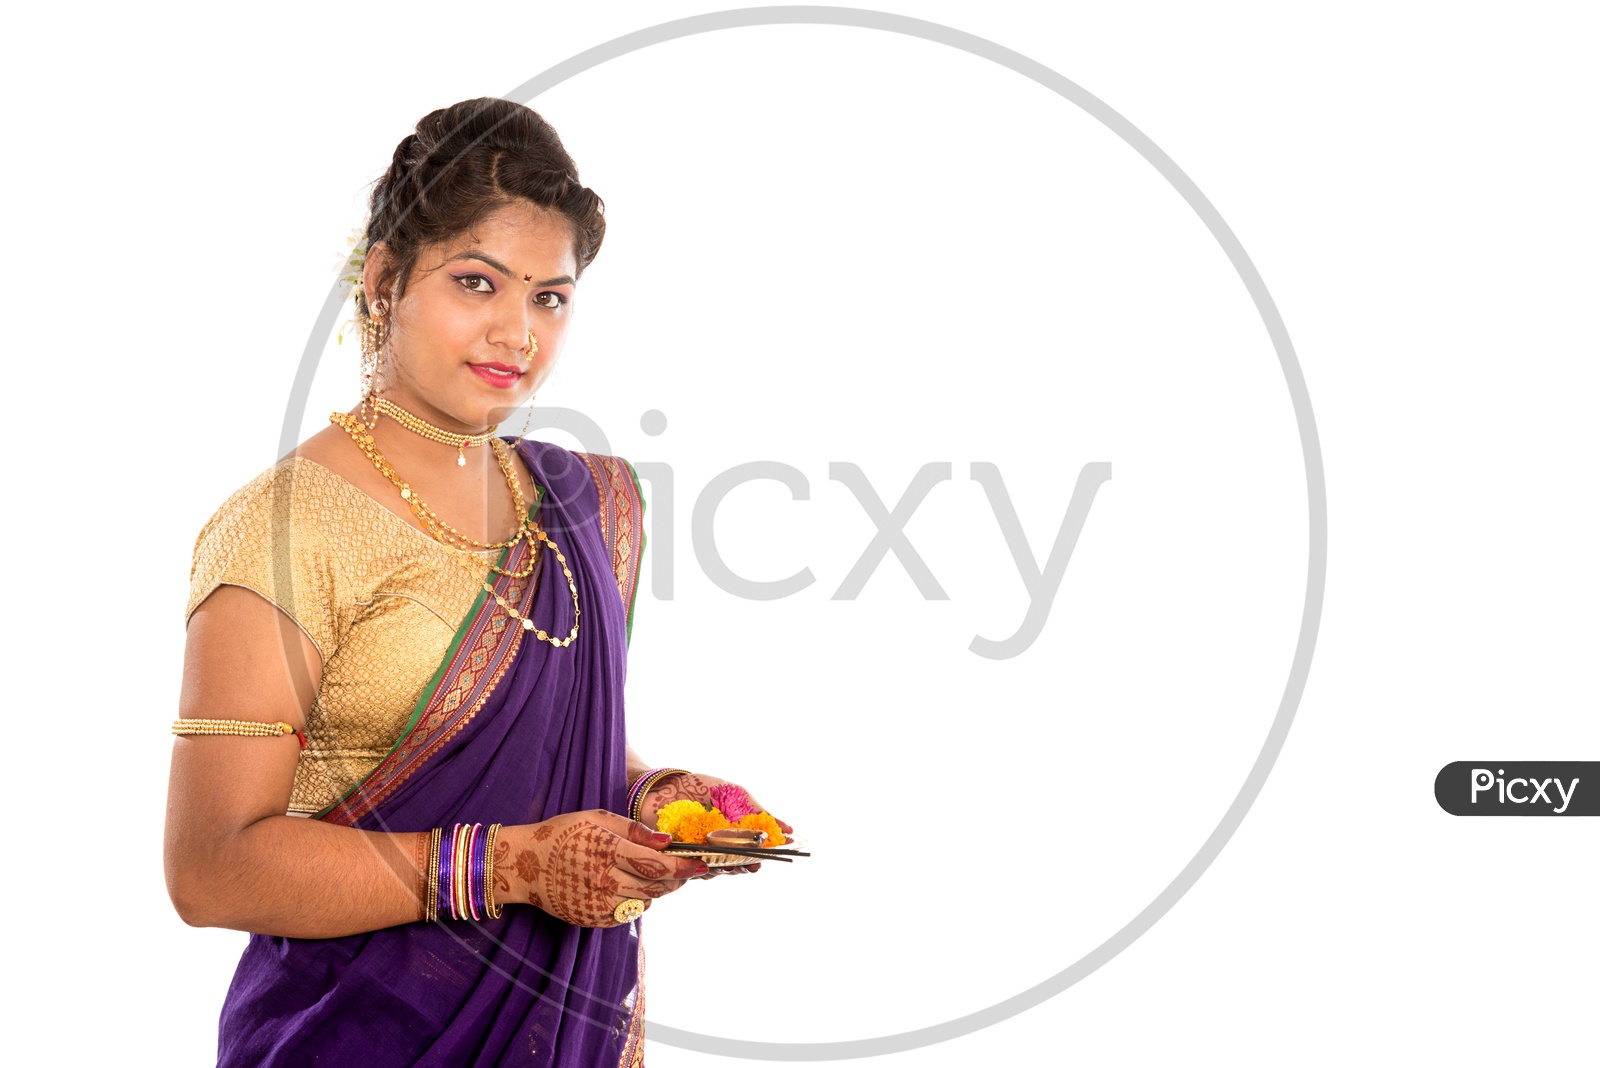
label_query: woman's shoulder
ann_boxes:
[185,457,352,648]
[574,451,645,516]
[191,456,352,547]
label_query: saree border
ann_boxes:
[577,452,646,646]
[617,934,646,1068]
[314,535,534,827]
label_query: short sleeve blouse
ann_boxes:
[185,458,499,814]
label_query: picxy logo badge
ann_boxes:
[1434,761,1596,816]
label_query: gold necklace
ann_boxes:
[373,396,499,467]
[330,411,531,565]
[329,411,580,646]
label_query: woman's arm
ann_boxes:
[624,743,654,795]
[167,588,703,939]
[165,585,430,938]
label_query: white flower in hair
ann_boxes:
[333,227,369,305]
[334,228,370,347]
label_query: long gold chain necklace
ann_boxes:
[328,411,581,646]
[330,411,531,564]
[373,396,499,467]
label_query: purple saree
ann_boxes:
[217,439,649,1067]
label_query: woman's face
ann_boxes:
[367,200,579,432]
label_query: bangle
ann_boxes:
[452,823,470,921]
[430,822,502,922]
[439,825,457,921]
[458,823,478,921]
[466,823,483,922]
[483,824,503,919]
[425,827,443,923]
[629,768,690,825]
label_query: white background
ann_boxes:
[3,2,1596,1064]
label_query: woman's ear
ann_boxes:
[362,240,393,310]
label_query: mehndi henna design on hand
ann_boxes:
[626,854,672,880]
[515,849,542,885]
[644,772,713,811]
[640,772,720,828]
[641,773,791,834]
[541,820,624,927]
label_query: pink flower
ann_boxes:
[709,783,759,823]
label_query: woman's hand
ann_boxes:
[638,772,793,879]
[640,773,794,836]
[493,810,708,927]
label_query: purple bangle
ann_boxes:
[438,824,457,921]
[476,823,490,920]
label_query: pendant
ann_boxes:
[457,444,467,467]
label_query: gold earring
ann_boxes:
[361,297,390,429]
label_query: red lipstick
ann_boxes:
[468,362,524,389]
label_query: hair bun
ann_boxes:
[359,98,605,314]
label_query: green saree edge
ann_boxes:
[312,542,513,821]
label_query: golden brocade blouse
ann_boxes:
[184,457,536,815]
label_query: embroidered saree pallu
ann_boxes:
[217,440,649,1068]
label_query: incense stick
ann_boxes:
[661,842,811,860]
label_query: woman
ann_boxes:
[165,97,791,1067]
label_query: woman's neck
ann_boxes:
[362,397,506,485]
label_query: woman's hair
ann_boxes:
[358,97,605,315]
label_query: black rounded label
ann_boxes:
[1435,762,1595,816]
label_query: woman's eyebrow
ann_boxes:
[443,251,573,287]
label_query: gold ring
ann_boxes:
[613,899,646,924]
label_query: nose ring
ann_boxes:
[525,331,539,361]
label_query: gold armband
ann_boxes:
[171,719,308,748]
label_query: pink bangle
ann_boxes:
[466,823,482,921]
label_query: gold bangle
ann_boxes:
[483,824,503,919]
[455,823,472,922]
[425,828,443,923]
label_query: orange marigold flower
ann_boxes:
[736,811,787,847]
[656,799,709,839]
[672,807,731,845]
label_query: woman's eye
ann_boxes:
[457,275,494,294]
[536,291,567,309]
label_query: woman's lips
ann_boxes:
[468,363,524,389]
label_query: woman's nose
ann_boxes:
[488,310,536,355]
